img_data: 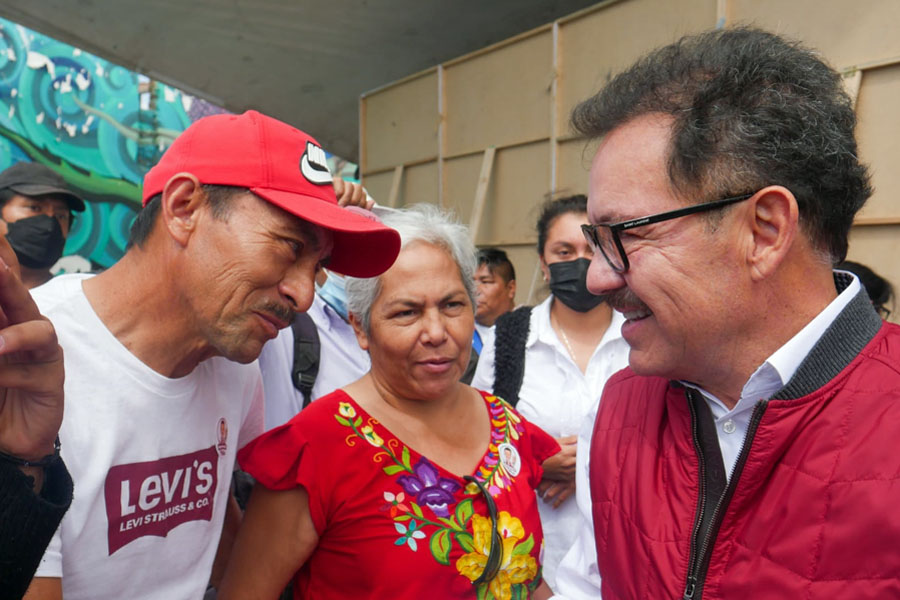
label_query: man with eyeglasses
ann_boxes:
[551,27,900,600]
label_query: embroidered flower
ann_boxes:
[393,521,426,551]
[338,402,357,418]
[396,457,461,517]
[360,425,384,447]
[456,512,537,600]
[380,491,411,517]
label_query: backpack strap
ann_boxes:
[492,306,533,407]
[290,312,321,409]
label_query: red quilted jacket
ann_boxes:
[590,294,900,599]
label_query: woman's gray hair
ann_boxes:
[345,203,477,333]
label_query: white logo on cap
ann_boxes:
[300,141,333,185]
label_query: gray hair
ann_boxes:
[345,203,477,333]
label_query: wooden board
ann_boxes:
[460,141,552,246]
[442,153,484,223]
[729,0,900,69]
[361,170,395,207]
[443,31,553,157]
[557,0,717,128]
[847,225,900,323]
[556,137,597,197]
[402,161,440,208]
[362,70,438,173]
[854,65,900,220]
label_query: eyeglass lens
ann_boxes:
[582,224,625,272]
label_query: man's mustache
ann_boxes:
[606,288,650,314]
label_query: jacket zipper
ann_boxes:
[682,390,707,600]
[683,395,769,600]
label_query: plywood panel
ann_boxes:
[363,71,439,173]
[506,243,548,307]
[557,0,717,128]
[402,161,440,207]
[729,0,900,69]
[362,170,394,207]
[444,31,553,156]
[854,65,900,220]
[556,138,596,196]
[480,142,552,244]
[847,225,900,323]
[443,153,483,223]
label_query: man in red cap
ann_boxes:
[26,111,400,600]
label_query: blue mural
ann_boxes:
[0,17,202,267]
[0,17,357,270]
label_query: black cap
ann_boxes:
[0,162,86,212]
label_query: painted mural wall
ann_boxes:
[0,17,358,271]
[0,17,203,268]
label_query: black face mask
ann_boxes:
[5,214,66,269]
[548,257,605,313]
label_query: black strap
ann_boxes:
[290,312,321,409]
[492,306,532,407]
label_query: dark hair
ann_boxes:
[838,260,894,316]
[477,247,516,283]
[127,184,247,249]
[536,194,587,256]
[0,188,76,230]
[571,27,872,264]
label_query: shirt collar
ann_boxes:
[685,271,861,413]
[529,295,626,352]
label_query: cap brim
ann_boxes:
[10,183,86,212]
[251,187,400,278]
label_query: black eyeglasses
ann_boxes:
[464,475,502,585]
[581,193,754,274]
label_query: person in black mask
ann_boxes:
[470,194,630,590]
[0,162,86,289]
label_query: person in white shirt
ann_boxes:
[473,247,517,352]
[570,27,900,599]
[26,110,400,600]
[472,195,630,590]
[260,285,371,430]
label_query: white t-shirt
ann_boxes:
[32,274,264,600]
[471,296,630,590]
[259,293,371,430]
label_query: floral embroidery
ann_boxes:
[456,512,538,600]
[471,397,526,497]
[338,402,356,418]
[381,491,411,518]
[397,457,462,517]
[394,521,427,551]
[334,396,541,598]
[360,425,384,448]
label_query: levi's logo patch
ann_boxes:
[300,141,333,185]
[103,447,219,555]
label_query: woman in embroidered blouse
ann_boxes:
[471,195,631,590]
[220,205,559,600]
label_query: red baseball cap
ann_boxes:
[142,110,399,278]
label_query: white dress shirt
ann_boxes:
[686,273,860,478]
[550,272,862,599]
[472,296,630,590]
[259,294,371,430]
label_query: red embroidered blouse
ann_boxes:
[238,389,559,599]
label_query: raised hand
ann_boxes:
[0,234,64,465]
